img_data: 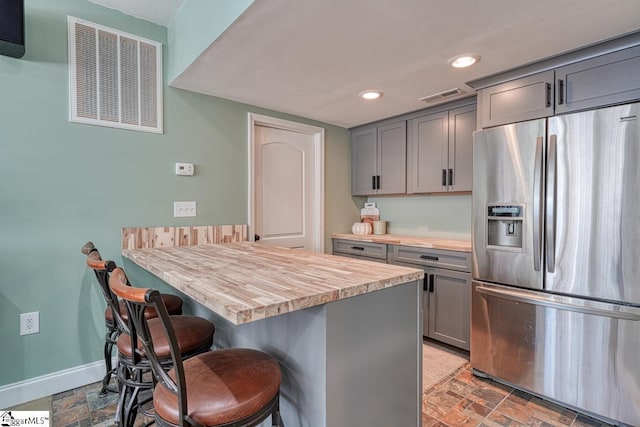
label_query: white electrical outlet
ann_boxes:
[20,312,40,336]
[174,201,197,217]
[175,162,195,176]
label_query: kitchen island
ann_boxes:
[122,242,424,427]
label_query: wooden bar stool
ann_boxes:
[107,266,215,427]
[82,242,184,395]
[109,267,285,427]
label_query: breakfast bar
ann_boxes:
[122,242,424,427]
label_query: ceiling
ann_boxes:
[91,0,640,128]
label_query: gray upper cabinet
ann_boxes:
[475,42,640,129]
[352,127,378,195]
[407,104,476,193]
[555,45,640,115]
[407,111,447,193]
[479,71,554,128]
[352,120,406,196]
[448,105,476,192]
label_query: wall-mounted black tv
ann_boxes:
[0,0,25,58]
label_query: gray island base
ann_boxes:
[123,243,423,427]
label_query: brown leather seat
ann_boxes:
[116,315,214,358]
[107,267,215,427]
[153,349,281,426]
[109,267,284,427]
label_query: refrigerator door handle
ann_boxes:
[475,286,640,321]
[533,136,543,271]
[546,134,557,273]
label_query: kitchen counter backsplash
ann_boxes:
[331,233,471,252]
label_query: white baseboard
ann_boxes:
[0,358,116,410]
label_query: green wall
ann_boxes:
[0,0,357,387]
[368,195,472,239]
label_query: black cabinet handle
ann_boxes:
[423,276,428,291]
[448,168,453,186]
[254,234,260,241]
[441,169,447,186]
[557,79,565,105]
[376,175,380,190]
[428,274,435,293]
[372,175,376,190]
[545,83,552,107]
[420,254,439,261]
[350,246,365,251]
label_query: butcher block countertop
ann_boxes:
[332,233,471,252]
[122,242,423,325]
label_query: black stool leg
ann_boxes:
[272,398,284,427]
[101,326,119,395]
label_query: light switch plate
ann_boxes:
[174,201,196,217]
[175,162,194,176]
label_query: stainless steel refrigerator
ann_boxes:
[472,102,640,426]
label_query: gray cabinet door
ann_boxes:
[407,111,448,193]
[427,269,471,350]
[555,45,640,114]
[448,105,476,192]
[351,127,377,195]
[377,121,407,194]
[407,105,476,194]
[479,70,554,128]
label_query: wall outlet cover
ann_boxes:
[20,312,40,336]
[174,201,197,217]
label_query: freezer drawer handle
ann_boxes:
[475,286,640,321]
[419,255,439,261]
[350,246,365,251]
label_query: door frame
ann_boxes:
[248,113,325,252]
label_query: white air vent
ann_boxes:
[68,16,163,134]
[419,88,464,103]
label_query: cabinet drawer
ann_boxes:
[332,239,387,261]
[388,245,470,272]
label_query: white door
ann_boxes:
[251,116,324,251]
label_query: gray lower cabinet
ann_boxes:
[351,120,406,196]
[426,268,470,350]
[332,239,387,263]
[407,104,476,193]
[477,44,640,128]
[388,245,471,350]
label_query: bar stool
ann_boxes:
[109,267,285,427]
[82,242,184,395]
[107,265,215,427]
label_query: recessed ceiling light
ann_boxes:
[448,54,481,68]
[359,90,383,100]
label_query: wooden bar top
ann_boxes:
[331,233,471,252]
[122,242,423,325]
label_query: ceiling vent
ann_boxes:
[67,16,163,133]
[419,88,464,103]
